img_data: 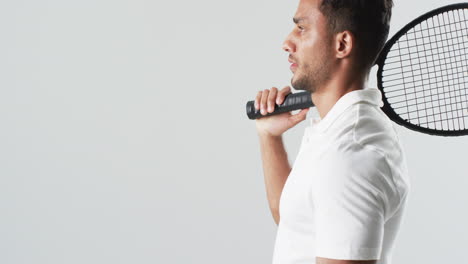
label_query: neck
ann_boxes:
[311,71,367,119]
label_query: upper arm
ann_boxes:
[316,257,377,264]
[312,145,395,261]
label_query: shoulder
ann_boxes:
[316,137,391,183]
[326,102,403,175]
[313,142,397,219]
[312,133,402,221]
[352,103,400,154]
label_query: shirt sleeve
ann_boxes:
[312,143,397,260]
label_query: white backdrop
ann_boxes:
[1,0,467,263]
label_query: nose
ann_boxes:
[282,34,295,53]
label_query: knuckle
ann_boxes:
[269,92,276,100]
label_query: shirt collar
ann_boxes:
[309,87,384,133]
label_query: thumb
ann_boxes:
[289,108,310,125]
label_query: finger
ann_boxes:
[260,89,270,115]
[296,108,310,123]
[277,86,292,105]
[267,87,278,113]
[290,108,310,124]
[255,91,262,110]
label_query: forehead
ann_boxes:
[294,0,322,23]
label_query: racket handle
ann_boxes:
[246,91,314,120]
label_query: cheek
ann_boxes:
[301,32,322,55]
[300,43,320,65]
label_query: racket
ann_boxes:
[245,3,468,137]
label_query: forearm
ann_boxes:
[258,132,292,225]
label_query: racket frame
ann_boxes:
[375,3,468,136]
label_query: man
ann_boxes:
[254,0,410,264]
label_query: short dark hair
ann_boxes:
[319,0,393,72]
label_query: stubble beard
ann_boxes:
[291,51,332,94]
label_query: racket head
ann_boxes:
[376,3,468,136]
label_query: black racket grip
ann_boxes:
[246,91,314,120]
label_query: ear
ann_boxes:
[334,30,354,59]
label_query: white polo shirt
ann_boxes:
[271,88,411,264]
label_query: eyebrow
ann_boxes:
[293,17,307,24]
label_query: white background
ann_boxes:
[1,0,467,263]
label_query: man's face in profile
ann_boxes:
[282,0,333,93]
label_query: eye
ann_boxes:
[297,25,304,31]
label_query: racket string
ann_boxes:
[383,72,467,90]
[456,9,468,126]
[441,9,467,129]
[383,63,466,84]
[385,27,467,60]
[381,9,468,131]
[388,86,467,106]
[383,46,466,71]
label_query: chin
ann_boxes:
[291,74,299,88]
[291,76,312,92]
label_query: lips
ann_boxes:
[289,57,297,70]
[288,57,298,69]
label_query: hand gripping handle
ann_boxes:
[246,91,314,120]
